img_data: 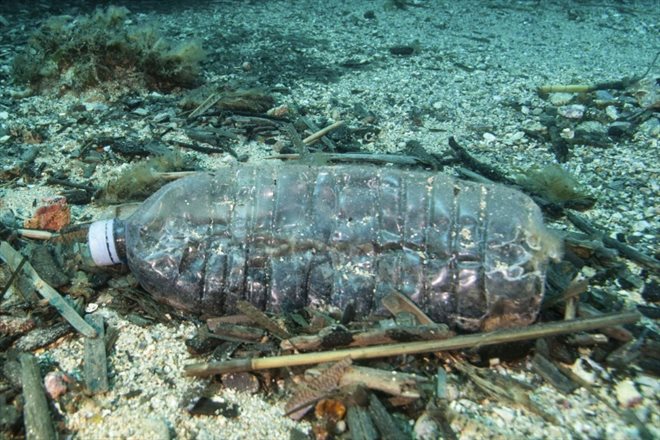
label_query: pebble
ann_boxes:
[483,132,496,142]
[605,105,619,120]
[0,111,8,119]
[549,92,574,106]
[615,379,642,408]
[44,371,69,399]
[558,104,586,119]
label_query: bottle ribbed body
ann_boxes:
[122,164,561,330]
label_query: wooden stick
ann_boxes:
[15,229,58,240]
[184,311,640,377]
[84,314,109,394]
[302,121,344,145]
[0,241,97,338]
[20,353,57,440]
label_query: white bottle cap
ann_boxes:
[88,219,121,266]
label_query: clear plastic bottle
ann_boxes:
[87,164,562,330]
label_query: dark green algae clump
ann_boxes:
[12,6,205,93]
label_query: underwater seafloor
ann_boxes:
[0,0,658,439]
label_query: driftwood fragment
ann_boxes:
[0,242,97,338]
[368,393,407,440]
[83,314,109,394]
[567,211,660,272]
[19,353,56,440]
[13,322,72,352]
[338,365,427,398]
[382,291,434,324]
[184,311,640,376]
[578,303,633,342]
[346,405,378,440]
[236,300,290,339]
[207,322,265,343]
[531,353,578,394]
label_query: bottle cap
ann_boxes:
[88,219,121,266]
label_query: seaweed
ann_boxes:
[515,164,595,209]
[101,152,191,204]
[12,6,205,93]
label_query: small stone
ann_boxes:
[0,111,8,119]
[560,127,574,139]
[549,92,574,106]
[608,121,632,137]
[153,112,171,123]
[594,90,616,104]
[615,379,642,408]
[558,104,586,119]
[637,117,660,138]
[575,120,607,137]
[44,371,69,399]
[483,132,496,142]
[605,105,619,120]
[132,107,149,116]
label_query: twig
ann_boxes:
[267,152,421,166]
[448,137,515,184]
[15,229,58,240]
[302,121,344,145]
[0,241,97,338]
[20,353,57,440]
[188,93,221,119]
[1,253,28,299]
[184,311,640,376]
[567,210,660,272]
[300,117,338,151]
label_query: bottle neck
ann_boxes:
[87,219,126,266]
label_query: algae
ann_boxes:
[12,6,205,93]
[515,164,595,208]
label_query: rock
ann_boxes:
[483,132,496,142]
[607,121,632,137]
[558,104,586,119]
[605,105,619,120]
[642,279,660,302]
[549,92,574,106]
[637,117,660,138]
[44,371,69,399]
[615,379,642,408]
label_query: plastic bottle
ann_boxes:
[87,164,562,330]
